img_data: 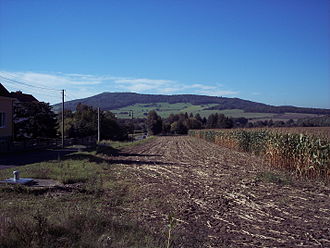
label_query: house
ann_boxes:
[10,91,39,104]
[9,90,39,139]
[0,83,15,140]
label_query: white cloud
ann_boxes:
[0,70,239,104]
[0,71,103,87]
[189,83,223,90]
[196,89,239,96]
[112,77,178,94]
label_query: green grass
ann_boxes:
[0,190,162,248]
[110,102,280,119]
[111,102,323,121]
[111,102,218,118]
[0,158,103,185]
[0,139,165,248]
[98,136,155,149]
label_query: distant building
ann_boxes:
[0,83,15,140]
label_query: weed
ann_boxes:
[166,213,177,248]
[256,171,292,185]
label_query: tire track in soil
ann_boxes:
[107,136,330,248]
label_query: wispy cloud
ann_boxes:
[0,70,239,104]
[112,77,179,93]
[185,83,238,96]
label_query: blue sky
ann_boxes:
[0,0,329,108]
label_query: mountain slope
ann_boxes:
[52,92,330,116]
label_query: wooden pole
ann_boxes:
[97,107,100,143]
[62,89,65,148]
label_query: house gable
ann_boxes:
[0,83,14,139]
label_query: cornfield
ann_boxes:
[189,127,330,179]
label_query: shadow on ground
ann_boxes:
[0,145,165,169]
[0,148,79,169]
[96,146,159,158]
[66,153,173,167]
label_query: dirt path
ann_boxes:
[105,136,330,247]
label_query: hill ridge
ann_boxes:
[52,92,330,115]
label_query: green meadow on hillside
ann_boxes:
[110,102,277,119]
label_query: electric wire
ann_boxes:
[0,71,61,91]
[0,78,60,100]
[0,74,60,92]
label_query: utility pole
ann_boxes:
[62,89,65,148]
[97,107,100,143]
[130,110,134,142]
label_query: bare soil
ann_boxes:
[102,136,330,248]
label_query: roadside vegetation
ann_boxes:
[0,138,165,248]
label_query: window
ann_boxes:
[0,112,5,128]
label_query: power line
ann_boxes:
[0,71,61,91]
[0,79,61,100]
[0,74,60,92]
[65,91,80,100]
[64,94,75,101]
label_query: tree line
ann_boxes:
[12,102,330,140]
[147,111,245,135]
[146,111,330,134]
[13,102,129,141]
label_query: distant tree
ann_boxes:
[206,114,217,128]
[254,121,265,127]
[202,117,207,126]
[162,122,171,134]
[206,113,233,129]
[233,117,248,128]
[286,119,295,127]
[195,113,203,123]
[170,120,188,134]
[101,111,128,141]
[297,115,330,127]
[73,103,98,137]
[147,110,162,135]
[57,109,75,137]
[267,119,274,127]
[58,105,128,140]
[273,121,285,127]
[186,117,202,129]
[14,102,57,139]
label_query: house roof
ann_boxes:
[10,91,39,103]
[0,83,13,98]
[0,83,39,102]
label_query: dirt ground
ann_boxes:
[103,136,330,248]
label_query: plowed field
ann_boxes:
[104,136,330,247]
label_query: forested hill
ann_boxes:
[52,92,330,115]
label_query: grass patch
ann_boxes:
[0,139,166,247]
[99,136,155,150]
[0,194,163,248]
[0,158,103,185]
